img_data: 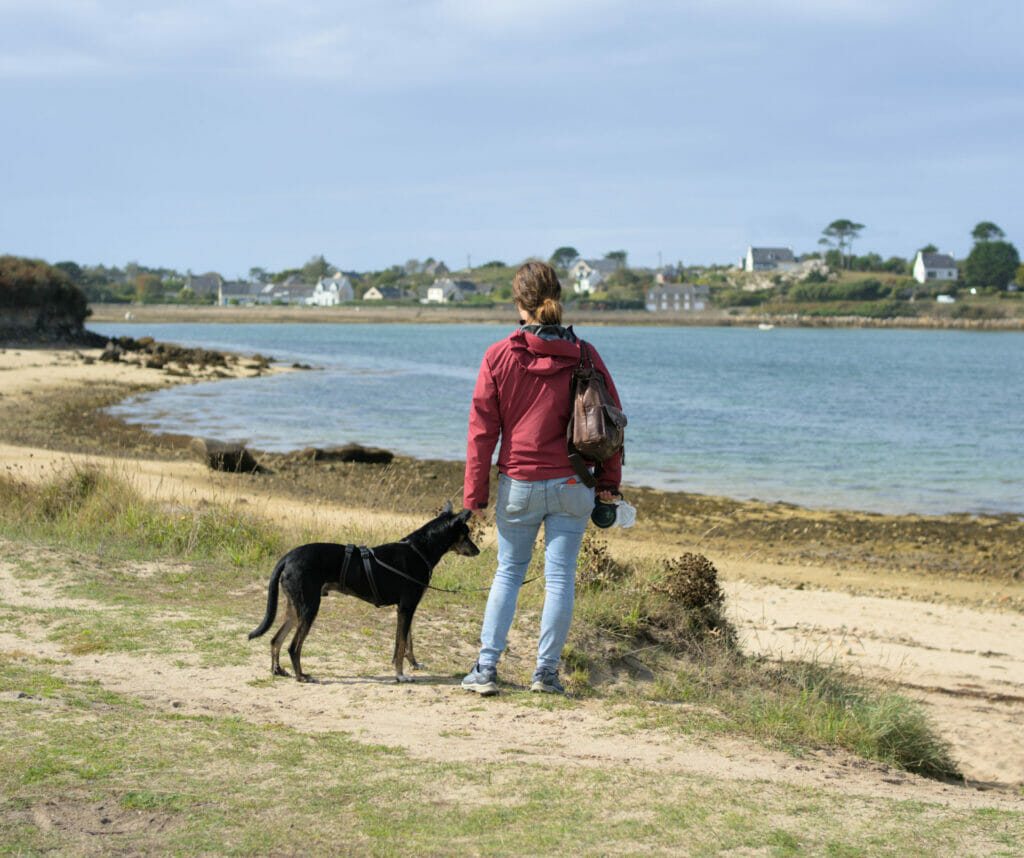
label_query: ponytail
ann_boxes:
[513,261,563,325]
[536,296,562,326]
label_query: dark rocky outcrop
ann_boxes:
[292,444,395,464]
[0,255,99,345]
[188,438,264,473]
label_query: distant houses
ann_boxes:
[217,277,313,306]
[218,280,265,305]
[645,283,709,313]
[363,285,403,301]
[186,273,223,297]
[267,278,316,305]
[426,278,478,303]
[176,240,980,317]
[912,251,958,284]
[217,273,353,306]
[743,247,797,272]
[310,273,354,306]
[568,258,620,294]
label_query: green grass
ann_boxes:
[1,661,1019,857]
[0,464,963,782]
[0,463,284,569]
[0,464,1019,852]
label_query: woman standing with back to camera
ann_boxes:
[461,260,622,696]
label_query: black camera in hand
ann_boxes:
[590,499,618,528]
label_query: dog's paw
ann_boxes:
[395,673,415,683]
[410,661,425,671]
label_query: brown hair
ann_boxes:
[513,260,563,326]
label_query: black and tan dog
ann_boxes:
[248,502,478,682]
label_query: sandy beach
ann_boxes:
[1,340,1022,800]
[87,300,1024,330]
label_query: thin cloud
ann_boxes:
[698,0,928,23]
[0,1,692,82]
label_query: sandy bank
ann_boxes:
[1,344,1023,789]
[87,302,1024,330]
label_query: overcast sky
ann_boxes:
[2,1,1021,277]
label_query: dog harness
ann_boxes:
[337,541,432,608]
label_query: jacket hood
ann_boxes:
[507,325,580,376]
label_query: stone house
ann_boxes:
[218,281,264,306]
[744,247,796,272]
[187,273,223,297]
[645,283,709,313]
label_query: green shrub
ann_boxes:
[575,543,738,655]
[0,255,89,329]
[715,288,765,307]
[789,278,890,303]
[801,299,911,318]
[950,303,1004,320]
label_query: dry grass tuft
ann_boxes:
[575,530,629,590]
[654,552,725,610]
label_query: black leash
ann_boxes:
[342,540,540,596]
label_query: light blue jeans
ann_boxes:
[477,473,593,672]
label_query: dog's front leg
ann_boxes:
[404,630,425,672]
[393,608,416,682]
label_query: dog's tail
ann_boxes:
[248,556,286,639]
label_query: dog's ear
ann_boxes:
[441,500,453,516]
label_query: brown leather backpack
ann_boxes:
[566,341,626,488]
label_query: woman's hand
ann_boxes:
[597,490,621,503]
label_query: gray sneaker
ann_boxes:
[461,662,499,696]
[530,667,565,695]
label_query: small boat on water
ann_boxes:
[758,323,774,331]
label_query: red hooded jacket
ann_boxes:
[463,325,622,510]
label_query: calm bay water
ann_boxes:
[90,322,1024,516]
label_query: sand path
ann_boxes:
[1,347,1021,809]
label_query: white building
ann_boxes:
[568,258,619,294]
[426,278,476,302]
[309,274,354,306]
[912,251,958,284]
[744,247,796,272]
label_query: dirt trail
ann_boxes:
[1,348,1022,812]
[3,440,1021,791]
[1,534,1021,813]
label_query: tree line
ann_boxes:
[817,219,1020,289]
[4,218,1021,321]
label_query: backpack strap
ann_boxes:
[566,340,598,488]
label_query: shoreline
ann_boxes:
[83,313,1024,520]
[3,342,1024,787]
[87,302,1024,331]
[1,341,1021,609]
